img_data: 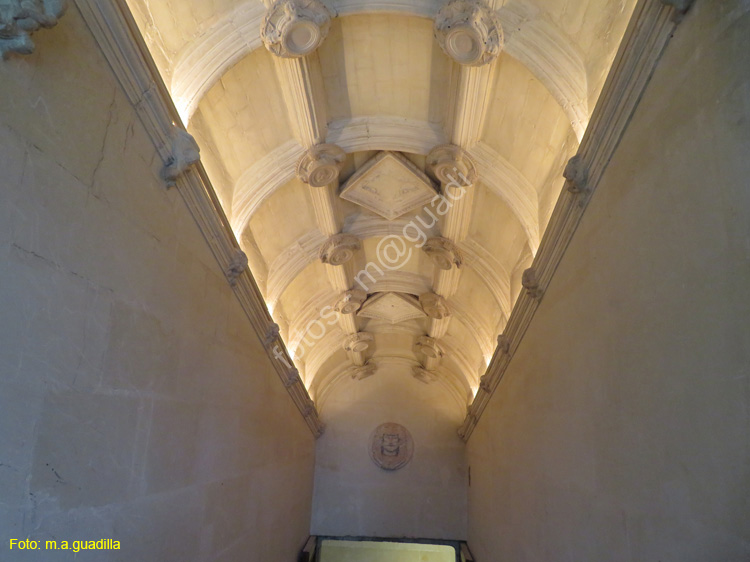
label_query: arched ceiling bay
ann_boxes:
[126,0,636,410]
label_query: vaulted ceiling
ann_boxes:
[126,0,636,411]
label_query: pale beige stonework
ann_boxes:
[0,7,314,561]
[1,0,748,558]
[467,2,750,560]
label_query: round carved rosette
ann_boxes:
[369,423,414,471]
[335,289,367,315]
[422,237,462,270]
[415,335,444,359]
[343,332,374,353]
[426,144,477,188]
[419,292,451,320]
[297,143,346,187]
[320,234,361,266]
[434,0,503,67]
[261,0,332,58]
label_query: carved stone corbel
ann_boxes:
[301,397,316,417]
[426,144,477,189]
[479,373,492,392]
[419,292,451,320]
[415,335,444,359]
[347,361,376,381]
[296,143,346,187]
[285,367,302,388]
[563,154,588,195]
[661,0,694,22]
[320,233,360,266]
[260,0,332,58]
[434,0,503,66]
[0,0,67,59]
[335,289,367,314]
[225,249,248,286]
[522,267,543,300]
[412,366,438,384]
[342,332,373,353]
[422,237,462,270]
[162,127,200,187]
[264,322,281,347]
[497,333,511,354]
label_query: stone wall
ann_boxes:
[466,1,750,560]
[0,5,315,561]
[311,366,468,540]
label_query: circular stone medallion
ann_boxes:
[369,423,414,471]
[282,19,322,56]
[444,25,484,65]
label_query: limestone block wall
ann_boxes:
[0,5,315,561]
[467,1,750,560]
[311,366,468,540]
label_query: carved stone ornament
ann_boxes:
[285,367,302,387]
[320,233,360,266]
[296,143,346,187]
[260,0,332,58]
[369,422,414,471]
[412,366,438,384]
[225,249,248,286]
[563,154,588,194]
[661,0,694,22]
[419,292,451,320]
[347,361,376,381]
[426,144,477,188]
[479,373,492,392]
[522,267,543,300]
[301,397,316,417]
[422,237,462,270]
[497,333,510,354]
[339,151,437,221]
[264,322,281,347]
[0,0,67,59]
[334,289,367,315]
[162,128,200,187]
[415,335,444,359]
[434,0,503,67]
[342,332,374,353]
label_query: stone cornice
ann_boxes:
[458,0,695,442]
[75,0,324,437]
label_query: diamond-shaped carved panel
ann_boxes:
[340,151,437,220]
[357,292,427,324]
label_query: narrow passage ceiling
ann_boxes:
[126,0,635,411]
